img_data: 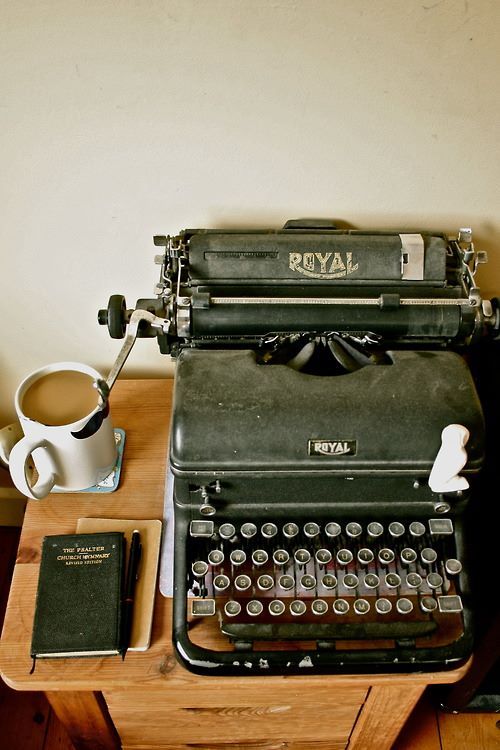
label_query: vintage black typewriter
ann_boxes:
[98,219,500,676]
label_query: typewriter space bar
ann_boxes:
[221,620,437,641]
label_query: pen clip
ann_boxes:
[134,542,142,581]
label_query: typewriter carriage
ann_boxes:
[98,222,500,356]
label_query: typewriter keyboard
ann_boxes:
[186,517,464,643]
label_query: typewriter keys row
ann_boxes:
[206,546,442,567]
[189,518,455,540]
[191,594,463,618]
[220,597,390,618]
[193,549,462,573]
[192,567,456,593]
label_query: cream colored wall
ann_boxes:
[2,0,500,425]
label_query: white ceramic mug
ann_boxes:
[9,362,117,500]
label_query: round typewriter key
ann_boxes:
[283,522,299,539]
[354,598,370,615]
[343,573,359,589]
[388,521,405,538]
[325,522,342,538]
[234,574,252,591]
[401,548,417,564]
[304,522,320,538]
[257,574,274,591]
[294,548,311,565]
[252,549,269,566]
[367,521,384,538]
[213,574,230,592]
[385,573,401,588]
[261,522,278,539]
[321,573,337,589]
[218,523,236,540]
[427,572,443,590]
[421,547,438,565]
[230,549,246,566]
[269,599,285,616]
[445,558,463,575]
[375,597,392,615]
[406,572,423,588]
[333,598,349,615]
[357,548,374,565]
[312,599,328,616]
[336,548,353,565]
[346,522,362,538]
[246,600,263,617]
[208,549,224,566]
[378,548,395,564]
[278,574,295,591]
[300,574,316,590]
[224,600,241,617]
[396,597,414,615]
[290,600,307,616]
[409,521,426,537]
[273,549,290,566]
[192,561,209,577]
[241,522,257,539]
[315,548,332,565]
[420,596,438,613]
[364,573,380,589]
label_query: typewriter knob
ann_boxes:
[486,297,500,338]
[197,482,221,516]
[199,487,216,516]
[98,294,129,339]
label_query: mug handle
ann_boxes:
[9,437,57,500]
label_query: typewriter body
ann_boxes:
[99,220,499,675]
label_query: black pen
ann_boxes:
[121,530,142,660]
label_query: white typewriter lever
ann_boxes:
[428,424,470,494]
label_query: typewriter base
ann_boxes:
[173,616,472,677]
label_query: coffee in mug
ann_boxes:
[9,362,117,500]
[21,370,99,426]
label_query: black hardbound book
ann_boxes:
[31,532,124,658]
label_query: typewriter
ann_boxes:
[98,219,500,675]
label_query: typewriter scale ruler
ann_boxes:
[210,296,473,306]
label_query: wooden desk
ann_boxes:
[0,379,470,750]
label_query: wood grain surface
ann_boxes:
[106,687,366,746]
[438,712,500,750]
[0,379,473,750]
